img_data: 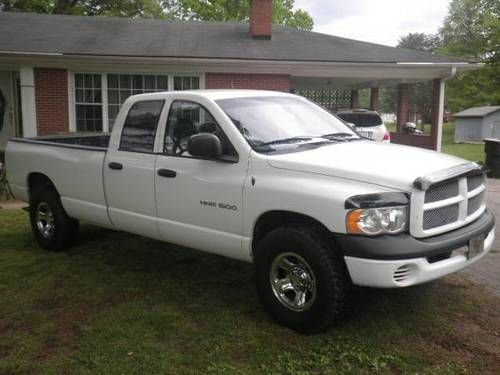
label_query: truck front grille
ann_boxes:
[410,173,486,238]
[423,204,459,230]
[424,181,459,203]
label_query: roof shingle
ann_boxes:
[0,12,470,64]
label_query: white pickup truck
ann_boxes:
[6,90,495,333]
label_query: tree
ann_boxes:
[397,33,441,124]
[0,0,167,17]
[398,32,440,53]
[168,0,313,30]
[439,0,500,111]
[0,0,314,30]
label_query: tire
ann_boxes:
[254,224,348,333]
[29,186,79,251]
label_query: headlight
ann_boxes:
[346,206,407,235]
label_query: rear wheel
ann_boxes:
[29,187,79,251]
[254,225,348,333]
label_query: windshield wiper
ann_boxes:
[320,132,360,141]
[254,136,316,148]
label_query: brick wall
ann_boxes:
[34,68,69,136]
[205,73,290,92]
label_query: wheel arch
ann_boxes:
[27,172,58,200]
[252,210,332,255]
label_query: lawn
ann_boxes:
[441,123,485,163]
[1,210,500,374]
[386,122,485,163]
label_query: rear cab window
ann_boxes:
[119,100,165,153]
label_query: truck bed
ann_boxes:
[9,133,110,150]
[6,133,112,228]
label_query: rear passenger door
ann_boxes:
[104,99,166,239]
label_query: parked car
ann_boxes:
[336,109,390,142]
[6,90,495,333]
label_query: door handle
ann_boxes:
[108,162,123,170]
[157,169,177,178]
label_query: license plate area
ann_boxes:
[468,235,485,260]
[357,131,373,139]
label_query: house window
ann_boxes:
[73,73,202,132]
[75,73,103,132]
[107,74,169,127]
[174,76,200,91]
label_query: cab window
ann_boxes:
[164,100,236,158]
[119,100,164,153]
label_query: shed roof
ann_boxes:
[454,106,500,118]
[0,12,470,64]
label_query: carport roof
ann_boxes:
[0,12,471,64]
[454,106,500,118]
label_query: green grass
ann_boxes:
[386,122,485,162]
[441,123,485,163]
[1,210,500,374]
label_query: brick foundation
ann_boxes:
[34,68,69,136]
[205,73,290,92]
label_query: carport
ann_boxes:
[290,63,479,151]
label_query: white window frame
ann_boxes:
[69,71,205,133]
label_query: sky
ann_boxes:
[294,0,452,47]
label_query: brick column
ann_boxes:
[34,68,69,136]
[430,78,445,151]
[370,87,379,112]
[396,83,409,132]
[350,90,359,109]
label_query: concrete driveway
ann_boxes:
[461,178,500,298]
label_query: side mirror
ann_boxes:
[188,133,222,159]
[346,122,356,129]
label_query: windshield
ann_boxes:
[337,113,383,127]
[216,96,359,153]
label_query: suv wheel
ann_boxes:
[254,225,348,333]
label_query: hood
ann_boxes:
[266,140,471,190]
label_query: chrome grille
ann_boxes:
[467,174,483,192]
[468,191,484,215]
[423,204,459,230]
[410,171,487,238]
[424,181,459,203]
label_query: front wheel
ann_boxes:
[29,187,79,251]
[254,225,348,333]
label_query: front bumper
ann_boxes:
[336,209,495,288]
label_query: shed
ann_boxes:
[454,106,500,143]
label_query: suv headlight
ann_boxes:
[346,206,407,235]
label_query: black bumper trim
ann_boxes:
[334,209,495,260]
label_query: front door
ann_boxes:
[0,71,16,153]
[155,100,248,260]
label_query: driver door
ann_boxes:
[155,100,249,260]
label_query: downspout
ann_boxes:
[436,67,457,152]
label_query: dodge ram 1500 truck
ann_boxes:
[6,90,495,333]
